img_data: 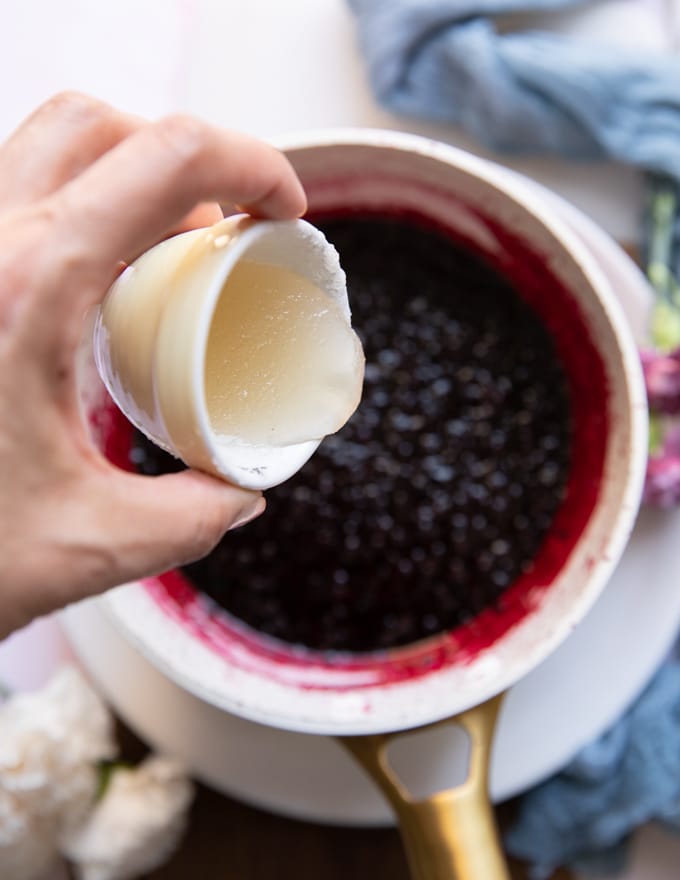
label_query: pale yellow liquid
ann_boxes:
[204,260,364,447]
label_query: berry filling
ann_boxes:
[128,215,577,654]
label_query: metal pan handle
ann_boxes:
[339,694,509,880]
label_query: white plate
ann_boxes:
[62,194,680,827]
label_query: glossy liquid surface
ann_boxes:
[204,260,363,447]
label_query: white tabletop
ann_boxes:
[0,0,667,243]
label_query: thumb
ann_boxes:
[97,468,266,586]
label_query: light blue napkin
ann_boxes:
[347,0,680,179]
[505,661,680,877]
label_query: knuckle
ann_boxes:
[0,205,56,292]
[28,200,75,266]
[154,114,208,169]
[16,199,100,298]
[43,90,104,122]
[25,197,61,233]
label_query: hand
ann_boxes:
[0,92,307,638]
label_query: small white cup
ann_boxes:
[93,215,356,490]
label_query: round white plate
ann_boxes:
[63,194,680,828]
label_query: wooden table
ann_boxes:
[119,724,572,880]
[148,785,571,880]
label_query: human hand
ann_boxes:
[0,92,307,638]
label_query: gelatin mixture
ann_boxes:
[205,259,363,447]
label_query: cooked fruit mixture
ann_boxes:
[130,216,572,653]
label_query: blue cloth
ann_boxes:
[347,0,680,181]
[504,661,680,877]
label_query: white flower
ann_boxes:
[0,667,117,880]
[63,756,194,880]
[0,668,191,880]
[0,666,116,825]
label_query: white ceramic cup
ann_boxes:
[84,129,648,738]
[93,214,351,490]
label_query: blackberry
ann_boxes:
[129,216,572,653]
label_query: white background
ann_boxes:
[0,0,670,241]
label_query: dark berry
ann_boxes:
[128,216,572,654]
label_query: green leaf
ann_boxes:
[95,759,131,800]
[648,413,664,455]
[645,176,680,350]
[651,301,680,353]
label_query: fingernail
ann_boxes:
[230,495,266,531]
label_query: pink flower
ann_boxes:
[640,349,680,415]
[643,454,680,508]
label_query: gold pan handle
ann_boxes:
[339,694,509,880]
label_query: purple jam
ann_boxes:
[129,216,573,654]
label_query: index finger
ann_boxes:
[51,114,307,278]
